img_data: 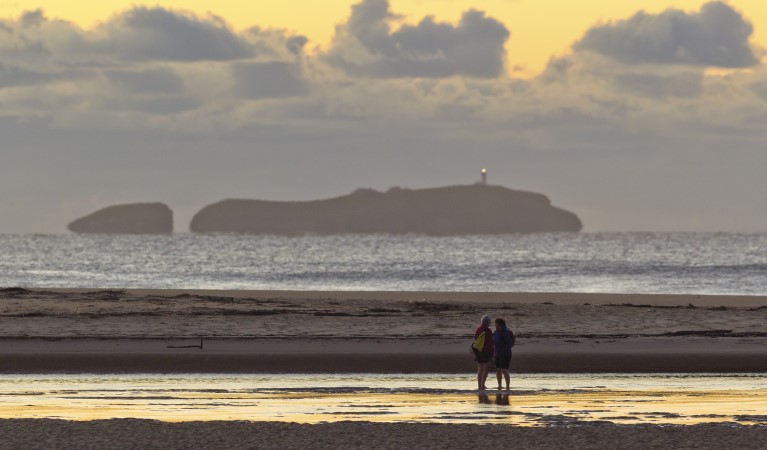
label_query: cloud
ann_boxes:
[0,6,309,122]
[0,62,58,88]
[540,56,573,84]
[0,7,305,66]
[542,53,708,100]
[612,71,703,98]
[20,9,45,27]
[2,3,767,233]
[751,79,767,101]
[104,68,184,94]
[286,35,308,55]
[323,0,509,78]
[231,61,307,99]
[112,96,201,115]
[573,1,759,68]
[101,7,253,62]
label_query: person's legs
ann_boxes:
[496,369,502,389]
[477,363,483,390]
[503,369,510,389]
[480,363,490,389]
[478,363,490,389]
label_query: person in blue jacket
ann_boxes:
[493,318,516,390]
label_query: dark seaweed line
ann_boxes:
[0,330,766,340]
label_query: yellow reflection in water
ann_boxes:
[2,390,765,425]
[2,375,765,426]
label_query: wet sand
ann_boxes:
[0,420,765,450]
[0,288,765,373]
[2,373,765,424]
[1,288,766,448]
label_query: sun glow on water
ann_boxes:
[1,373,765,425]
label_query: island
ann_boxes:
[190,185,582,235]
[68,203,173,234]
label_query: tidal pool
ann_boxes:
[1,374,765,426]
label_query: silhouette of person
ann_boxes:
[493,318,516,390]
[473,315,494,390]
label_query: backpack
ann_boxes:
[471,332,485,353]
[498,329,516,351]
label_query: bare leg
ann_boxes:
[477,364,483,390]
[503,369,510,390]
[496,370,502,389]
[478,363,490,390]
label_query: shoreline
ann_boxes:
[39,288,767,307]
[1,288,765,374]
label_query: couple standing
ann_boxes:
[473,315,515,391]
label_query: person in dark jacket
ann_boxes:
[474,315,494,390]
[493,318,515,390]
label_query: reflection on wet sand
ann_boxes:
[477,392,509,405]
[0,374,765,426]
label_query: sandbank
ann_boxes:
[0,288,764,373]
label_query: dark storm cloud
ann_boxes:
[573,1,759,68]
[323,0,509,78]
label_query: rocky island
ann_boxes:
[68,203,173,234]
[190,185,582,235]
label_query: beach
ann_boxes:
[1,288,766,448]
[1,288,766,373]
[0,421,765,450]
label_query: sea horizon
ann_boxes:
[2,232,766,295]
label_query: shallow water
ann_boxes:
[1,374,765,425]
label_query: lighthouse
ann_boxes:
[481,168,488,185]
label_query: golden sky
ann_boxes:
[1,0,765,74]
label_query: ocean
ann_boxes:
[1,232,765,295]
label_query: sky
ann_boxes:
[1,0,766,232]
